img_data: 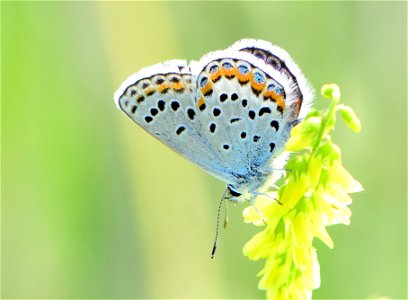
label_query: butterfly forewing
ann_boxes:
[115,60,241,184]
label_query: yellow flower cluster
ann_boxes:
[243,84,363,300]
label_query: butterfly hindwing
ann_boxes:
[190,50,297,188]
[229,39,314,120]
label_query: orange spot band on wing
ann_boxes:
[144,87,155,96]
[172,82,185,91]
[210,69,222,82]
[222,66,237,79]
[201,82,213,95]
[263,90,286,110]
[250,77,266,92]
[197,97,205,109]
[237,71,251,83]
[158,83,169,93]
[135,94,145,103]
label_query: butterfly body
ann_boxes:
[115,39,313,201]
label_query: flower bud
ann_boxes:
[338,104,362,133]
[321,84,341,102]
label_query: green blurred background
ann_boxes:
[2,2,406,299]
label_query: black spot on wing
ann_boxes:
[220,93,228,102]
[259,107,271,116]
[270,120,279,131]
[176,126,186,135]
[187,108,195,120]
[209,123,216,133]
[150,108,158,116]
[157,100,165,111]
[171,101,180,111]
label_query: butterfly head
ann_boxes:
[225,184,256,203]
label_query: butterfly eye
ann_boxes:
[227,186,241,197]
[275,87,283,94]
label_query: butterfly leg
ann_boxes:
[249,194,268,225]
[251,191,282,205]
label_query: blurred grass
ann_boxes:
[2,1,406,299]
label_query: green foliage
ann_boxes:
[243,84,363,300]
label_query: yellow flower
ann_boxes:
[243,84,363,300]
[327,160,363,193]
[285,115,322,151]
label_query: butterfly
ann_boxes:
[114,39,313,256]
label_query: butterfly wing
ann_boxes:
[189,49,307,189]
[115,41,312,191]
[229,39,314,120]
[114,59,240,184]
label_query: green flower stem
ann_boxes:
[312,84,339,154]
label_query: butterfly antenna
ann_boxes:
[211,190,228,259]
